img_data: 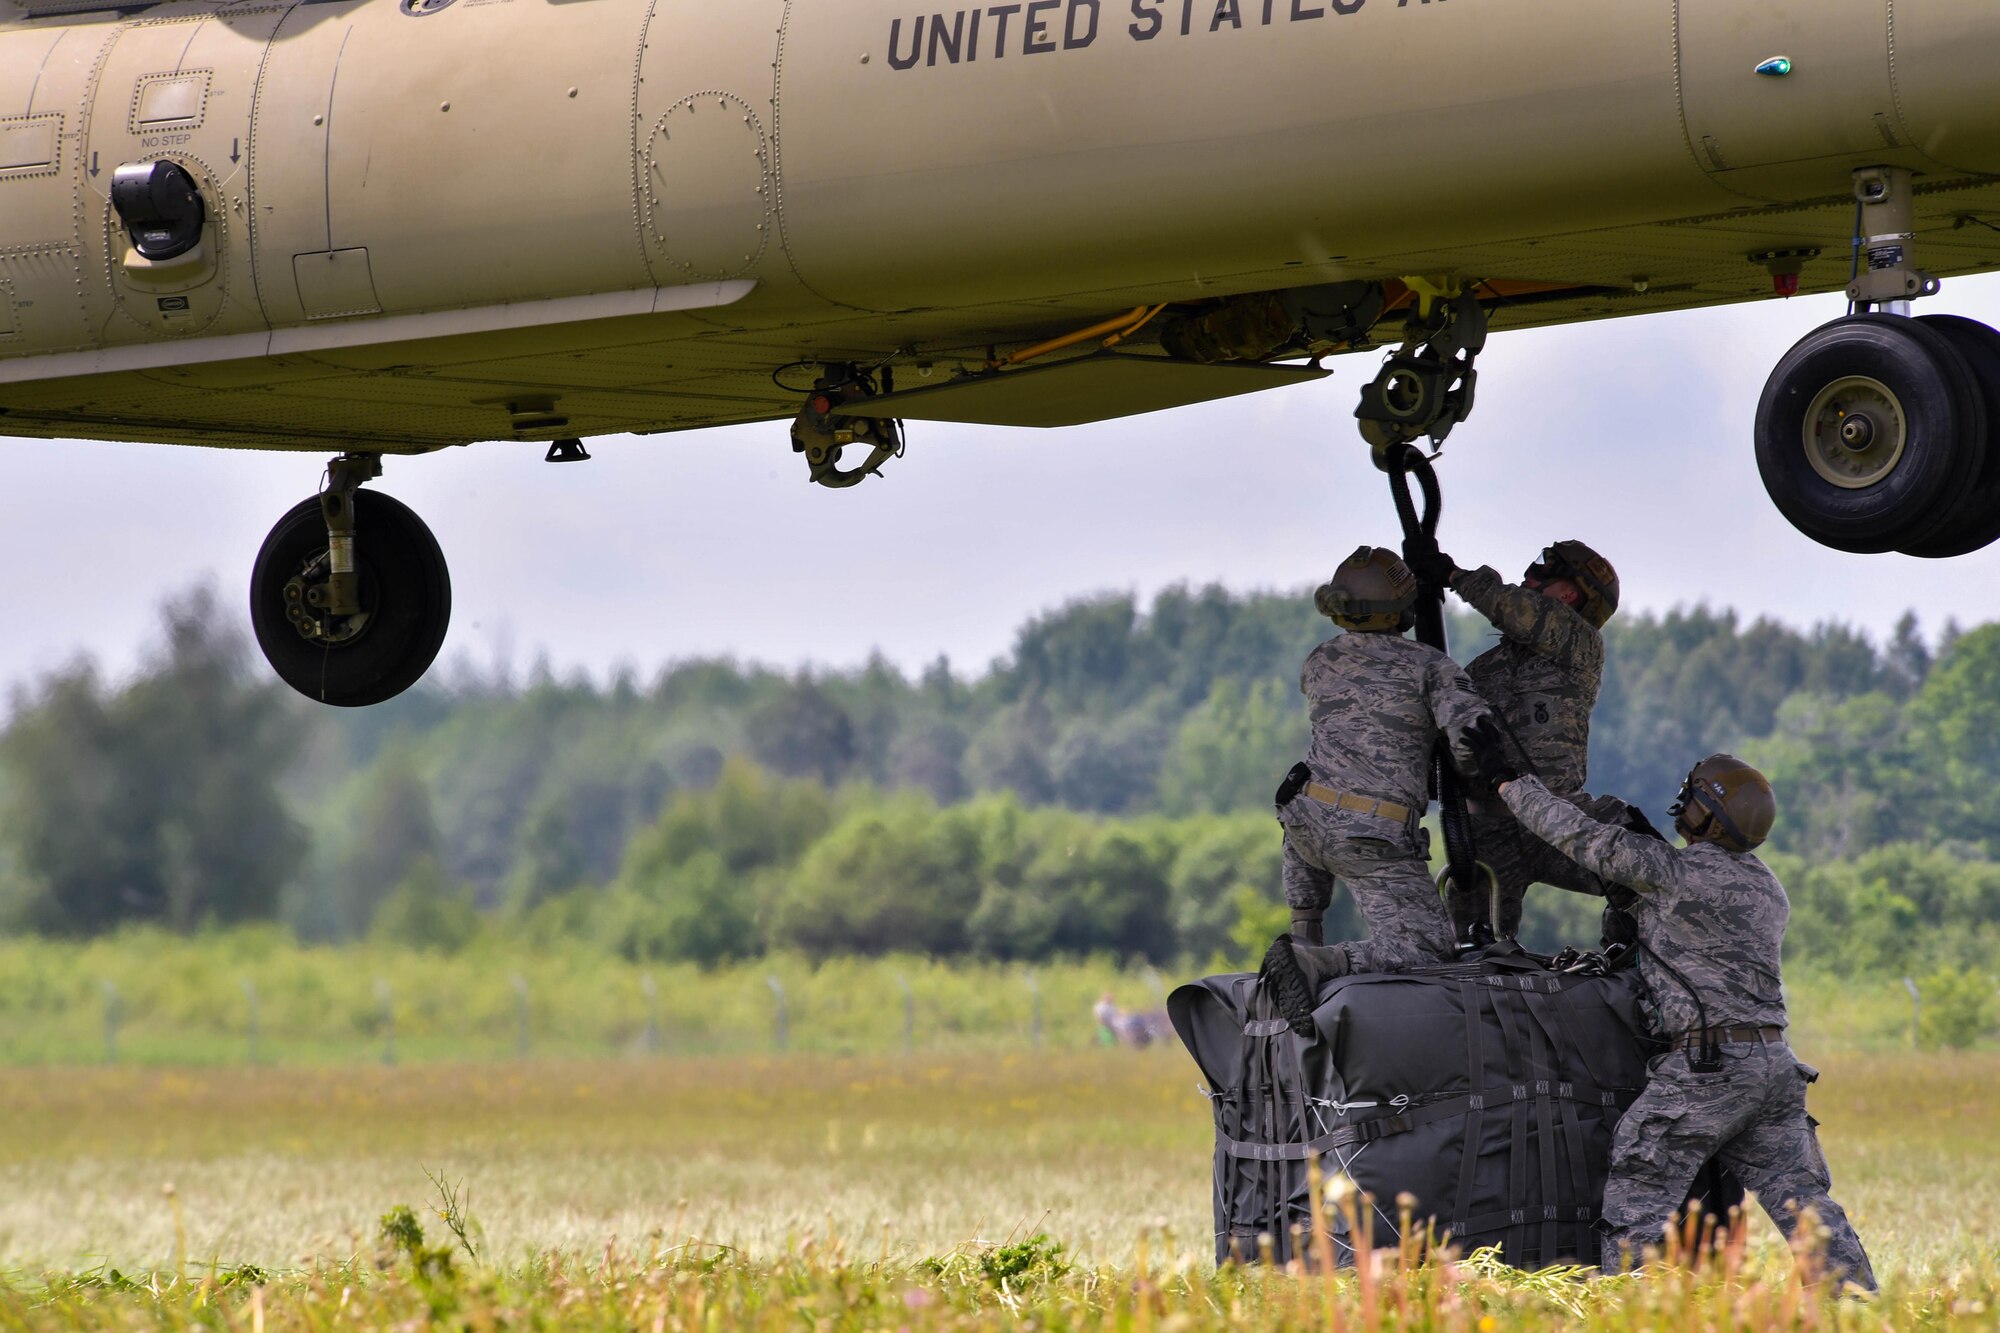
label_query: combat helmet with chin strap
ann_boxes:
[1669,754,1776,852]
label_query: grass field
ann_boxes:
[0,931,1971,1066]
[4,1045,2000,1328]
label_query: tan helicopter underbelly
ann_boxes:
[3,0,2000,450]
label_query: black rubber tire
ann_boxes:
[1900,315,2000,558]
[1754,314,1985,554]
[249,490,451,707]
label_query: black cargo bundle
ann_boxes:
[1169,953,1652,1269]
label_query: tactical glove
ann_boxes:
[1460,715,1521,788]
[1622,806,1669,842]
[1405,548,1459,589]
[1600,903,1639,953]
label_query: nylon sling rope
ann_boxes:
[1383,443,1483,916]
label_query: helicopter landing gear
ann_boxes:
[1755,167,2000,556]
[248,453,452,707]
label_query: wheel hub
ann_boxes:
[283,552,372,645]
[1803,375,1907,489]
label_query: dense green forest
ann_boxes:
[2,581,1996,977]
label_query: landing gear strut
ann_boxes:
[1756,167,2000,556]
[249,453,452,707]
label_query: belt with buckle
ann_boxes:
[1302,782,1413,825]
[1671,1024,1785,1050]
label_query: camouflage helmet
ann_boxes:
[1315,546,1418,633]
[1526,539,1620,628]
[1668,754,1776,853]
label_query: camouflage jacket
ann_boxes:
[1453,565,1604,793]
[1299,632,1490,814]
[1502,777,1789,1034]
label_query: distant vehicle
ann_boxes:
[5,1,2000,704]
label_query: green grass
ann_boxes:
[0,932,1167,1065]
[0,930,1972,1068]
[3,937,1996,1327]
[2,1046,1999,1327]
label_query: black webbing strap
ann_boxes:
[1216,1079,1621,1162]
[1453,1202,1597,1242]
[1487,975,1531,1262]
[1453,980,1487,1233]
[1232,987,1279,1254]
[1522,995,1561,1264]
[1556,1090,1592,1261]
[1286,1028,1328,1258]
[1257,1037,1286,1255]
[1233,981,1320,1262]
[1520,986,1600,1262]
[1284,1027,1316,1236]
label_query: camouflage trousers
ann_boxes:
[1603,1040,1876,1290]
[1279,796,1456,974]
[1448,793,1632,940]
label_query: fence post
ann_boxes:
[375,978,396,1066]
[1025,970,1042,1049]
[897,974,914,1055]
[242,978,260,1066]
[512,974,531,1058]
[101,981,120,1065]
[767,976,788,1053]
[1904,976,1922,1049]
[641,973,661,1055]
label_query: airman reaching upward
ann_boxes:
[1259,546,1491,1033]
[1408,539,1632,944]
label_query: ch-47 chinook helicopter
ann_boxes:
[4,0,2000,705]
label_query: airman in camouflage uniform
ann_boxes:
[1478,741,1875,1289]
[1270,548,1491,992]
[1409,540,1628,943]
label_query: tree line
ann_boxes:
[1,581,1995,976]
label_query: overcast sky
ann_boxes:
[6,279,2000,698]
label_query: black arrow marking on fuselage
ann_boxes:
[230,138,241,164]
[88,151,99,177]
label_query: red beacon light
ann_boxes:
[1751,249,1818,300]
